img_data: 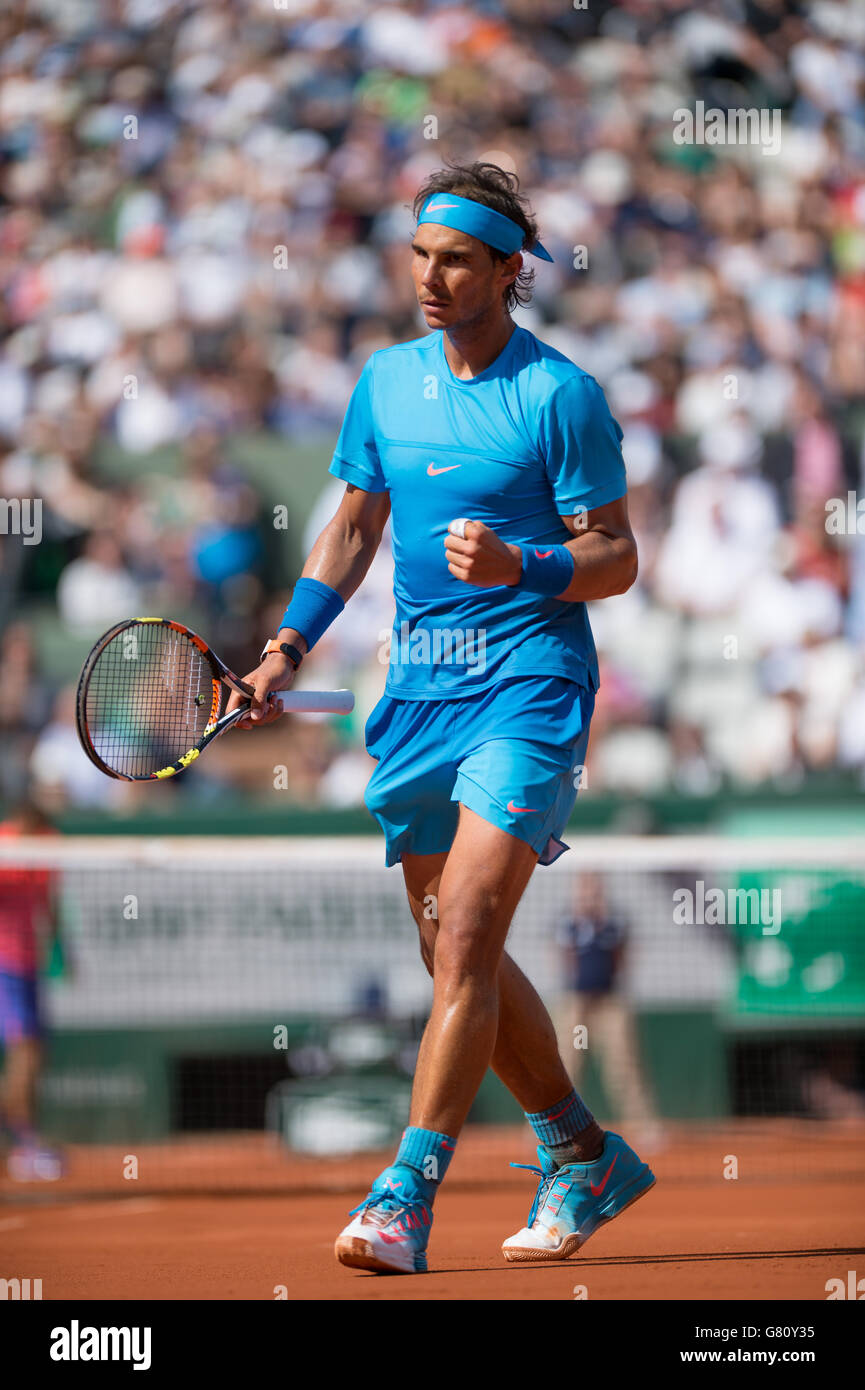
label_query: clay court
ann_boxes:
[4,1122,863,1301]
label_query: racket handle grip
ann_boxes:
[272,689,354,714]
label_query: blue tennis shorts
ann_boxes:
[0,970,42,1043]
[364,675,594,867]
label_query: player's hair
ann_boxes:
[411,161,538,312]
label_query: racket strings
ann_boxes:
[82,623,221,778]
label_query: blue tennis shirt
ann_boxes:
[328,325,627,700]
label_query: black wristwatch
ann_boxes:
[260,639,304,670]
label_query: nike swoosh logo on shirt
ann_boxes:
[427,463,461,476]
[589,1154,618,1197]
[535,549,554,558]
[507,800,539,814]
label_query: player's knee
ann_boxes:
[433,912,500,984]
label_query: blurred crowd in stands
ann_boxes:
[1,0,865,812]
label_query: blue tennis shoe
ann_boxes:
[502,1131,655,1261]
[335,1163,433,1274]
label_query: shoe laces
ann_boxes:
[510,1162,559,1227]
[349,1190,428,1226]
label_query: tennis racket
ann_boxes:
[76,617,353,782]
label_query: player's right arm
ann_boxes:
[227,484,390,728]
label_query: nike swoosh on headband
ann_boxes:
[417,191,554,263]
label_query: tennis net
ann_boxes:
[1,835,863,1196]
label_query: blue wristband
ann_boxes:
[517,543,574,597]
[278,577,345,651]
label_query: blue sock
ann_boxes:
[525,1090,603,1165]
[393,1126,457,1200]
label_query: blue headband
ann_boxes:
[417,192,554,263]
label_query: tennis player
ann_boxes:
[229,161,655,1273]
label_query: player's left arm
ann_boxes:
[553,496,637,600]
[444,496,637,600]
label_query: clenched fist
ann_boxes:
[444,518,522,588]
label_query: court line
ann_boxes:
[427,1246,865,1275]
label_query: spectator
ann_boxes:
[0,0,862,806]
[56,533,143,634]
[556,873,663,1148]
[30,686,125,810]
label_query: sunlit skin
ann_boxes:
[226,206,636,1148]
[411,221,521,379]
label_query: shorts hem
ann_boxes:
[538,834,570,866]
[453,773,564,862]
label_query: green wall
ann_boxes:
[28,1008,728,1144]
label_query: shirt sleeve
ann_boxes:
[540,374,627,516]
[328,356,387,493]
